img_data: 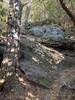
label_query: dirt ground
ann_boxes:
[0,70,51,100]
[0,66,75,100]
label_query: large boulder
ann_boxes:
[29,25,64,41]
[29,26,45,37]
[20,35,75,88]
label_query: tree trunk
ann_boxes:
[21,0,32,29]
[59,0,75,25]
[0,0,22,91]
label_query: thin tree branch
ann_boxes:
[59,0,75,25]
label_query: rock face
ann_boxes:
[29,25,64,41]
[20,34,75,90]
[29,26,45,37]
[20,35,63,88]
[28,25,75,50]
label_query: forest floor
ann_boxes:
[0,53,75,100]
[0,70,51,100]
[0,34,75,100]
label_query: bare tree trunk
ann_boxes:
[21,0,32,30]
[59,0,75,25]
[0,0,22,91]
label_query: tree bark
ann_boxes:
[59,0,75,25]
[21,0,32,29]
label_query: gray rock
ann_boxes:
[42,26,64,41]
[29,26,45,37]
[20,35,65,88]
[20,61,52,88]
[20,35,75,88]
[29,25,64,41]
